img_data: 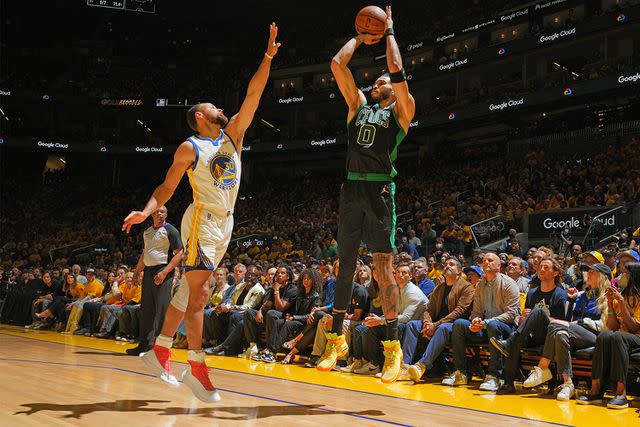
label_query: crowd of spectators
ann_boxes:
[2,237,640,408]
[2,137,640,275]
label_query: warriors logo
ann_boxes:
[209,154,238,190]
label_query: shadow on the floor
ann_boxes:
[160,403,386,421]
[14,399,170,419]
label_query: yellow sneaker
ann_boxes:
[380,340,403,384]
[316,332,349,372]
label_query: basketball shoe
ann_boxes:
[141,344,179,387]
[316,332,349,372]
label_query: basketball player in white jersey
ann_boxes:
[122,23,281,403]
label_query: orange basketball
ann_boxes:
[355,6,386,36]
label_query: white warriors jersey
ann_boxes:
[186,130,241,214]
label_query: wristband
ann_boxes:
[385,28,395,37]
[607,311,616,315]
[389,68,406,83]
[265,52,273,60]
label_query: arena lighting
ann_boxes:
[59,158,66,164]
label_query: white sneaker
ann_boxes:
[442,370,468,386]
[181,361,221,403]
[479,375,502,391]
[140,347,179,387]
[239,343,259,359]
[353,361,380,375]
[523,367,553,388]
[340,359,362,373]
[555,382,575,401]
[376,367,408,380]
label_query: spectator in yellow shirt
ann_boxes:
[94,272,141,338]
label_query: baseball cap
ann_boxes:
[582,251,604,264]
[584,263,612,280]
[86,268,95,274]
[617,250,640,263]
[463,266,484,277]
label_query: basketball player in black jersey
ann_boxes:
[316,6,415,384]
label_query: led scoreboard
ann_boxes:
[87,0,156,13]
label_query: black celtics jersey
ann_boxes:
[346,101,406,182]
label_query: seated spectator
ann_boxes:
[413,258,435,297]
[205,265,265,355]
[407,229,421,250]
[492,256,568,394]
[358,264,428,381]
[244,266,297,361]
[397,236,419,260]
[613,250,639,288]
[509,239,526,259]
[27,271,63,330]
[463,265,483,288]
[420,221,437,255]
[506,257,531,294]
[269,269,323,363]
[443,252,520,391]
[63,268,104,333]
[427,255,443,280]
[577,262,640,409]
[520,263,609,401]
[34,272,83,331]
[94,271,142,338]
[403,257,474,382]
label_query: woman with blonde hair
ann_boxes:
[522,263,610,401]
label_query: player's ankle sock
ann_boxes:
[386,318,399,341]
[331,311,346,335]
[155,334,174,349]
[187,349,205,363]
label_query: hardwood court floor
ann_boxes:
[0,325,637,426]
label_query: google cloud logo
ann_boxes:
[407,74,413,81]
[100,146,107,152]
[448,113,456,120]
[617,14,626,22]
[276,143,284,150]
[563,88,573,96]
[329,92,336,99]
[498,47,506,55]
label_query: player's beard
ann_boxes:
[208,114,228,127]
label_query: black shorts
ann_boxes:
[338,180,396,254]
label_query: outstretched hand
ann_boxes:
[266,22,282,58]
[385,6,393,30]
[122,211,148,234]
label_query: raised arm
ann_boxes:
[383,6,415,132]
[225,22,281,150]
[122,141,195,233]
